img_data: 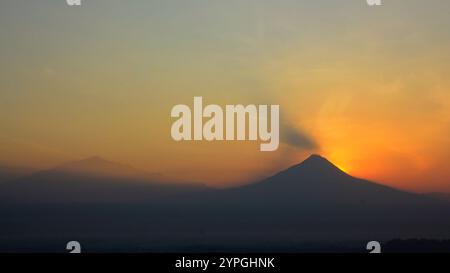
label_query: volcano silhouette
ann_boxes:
[213,154,430,208]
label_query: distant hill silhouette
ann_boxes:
[1,154,450,252]
[54,156,158,179]
[0,156,206,204]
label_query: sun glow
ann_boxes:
[335,164,349,174]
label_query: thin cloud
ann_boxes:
[280,122,318,150]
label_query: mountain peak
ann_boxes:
[302,154,336,167]
[285,154,347,176]
[304,154,328,162]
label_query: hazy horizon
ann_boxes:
[0,153,447,195]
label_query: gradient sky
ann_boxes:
[1,0,450,192]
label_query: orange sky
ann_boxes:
[0,1,449,192]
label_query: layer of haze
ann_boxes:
[1,0,449,192]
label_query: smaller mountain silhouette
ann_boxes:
[54,156,159,180]
[0,156,206,204]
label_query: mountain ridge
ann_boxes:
[0,154,443,207]
[1,154,450,250]
[49,156,161,180]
